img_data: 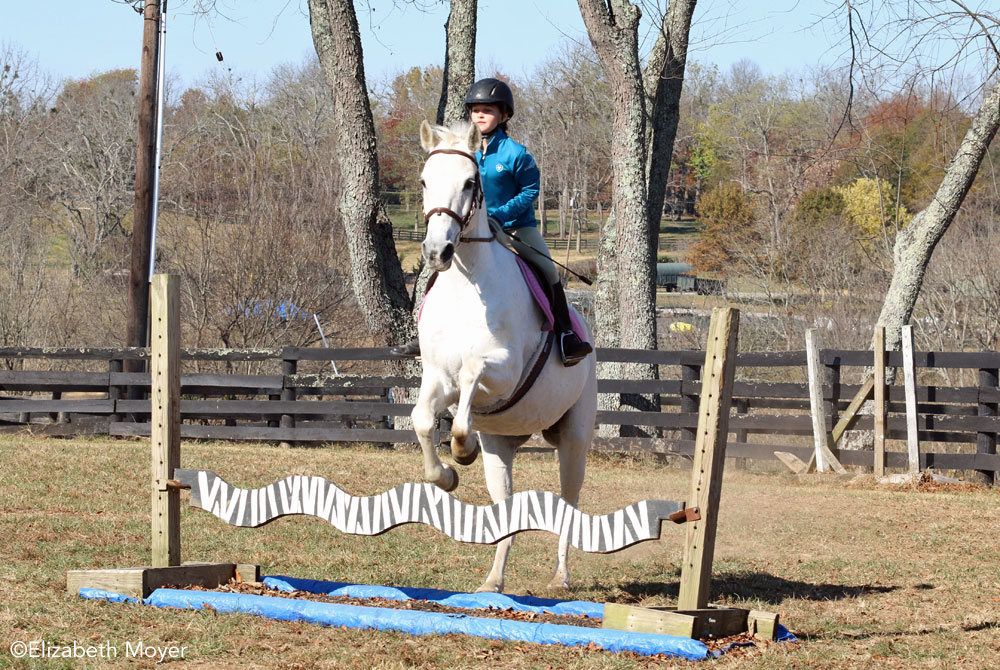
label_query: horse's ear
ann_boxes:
[420,120,439,152]
[465,122,481,152]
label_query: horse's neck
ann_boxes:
[443,218,520,299]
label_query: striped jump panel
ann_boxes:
[174,469,687,553]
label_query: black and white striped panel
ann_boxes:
[174,469,685,553]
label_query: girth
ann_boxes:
[473,330,556,416]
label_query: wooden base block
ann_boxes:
[67,562,260,599]
[603,602,779,641]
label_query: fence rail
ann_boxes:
[1,346,997,483]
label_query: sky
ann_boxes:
[0,1,846,91]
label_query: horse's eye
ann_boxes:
[420,179,426,188]
[464,179,475,190]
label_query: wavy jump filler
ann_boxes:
[174,469,689,554]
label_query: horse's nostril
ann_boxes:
[440,244,455,264]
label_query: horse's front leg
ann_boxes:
[450,349,517,464]
[411,374,459,492]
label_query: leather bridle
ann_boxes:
[422,149,494,243]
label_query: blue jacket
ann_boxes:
[476,129,540,229]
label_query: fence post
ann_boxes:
[108,358,123,425]
[823,360,840,434]
[806,329,846,474]
[976,367,998,486]
[680,363,700,442]
[901,326,920,474]
[806,329,828,472]
[150,274,180,568]
[267,385,280,428]
[280,347,297,448]
[873,326,886,477]
[49,390,62,424]
[732,398,749,470]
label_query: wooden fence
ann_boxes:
[1,346,997,484]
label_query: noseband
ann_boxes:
[423,149,494,243]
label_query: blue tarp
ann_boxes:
[265,577,797,644]
[264,575,605,618]
[79,578,797,659]
[79,586,709,660]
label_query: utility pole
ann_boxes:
[125,0,161,371]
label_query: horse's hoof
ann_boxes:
[436,465,459,493]
[546,571,571,592]
[475,582,502,593]
[452,437,480,466]
[545,580,571,593]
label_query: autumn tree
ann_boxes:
[687,182,755,273]
[374,66,444,200]
[835,1,1000,355]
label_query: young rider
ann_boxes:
[393,77,593,366]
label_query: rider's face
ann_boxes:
[469,104,507,135]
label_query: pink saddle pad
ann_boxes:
[419,256,586,336]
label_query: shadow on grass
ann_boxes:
[798,618,1000,642]
[612,571,899,606]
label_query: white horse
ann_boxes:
[411,120,597,593]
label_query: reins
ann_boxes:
[423,148,494,243]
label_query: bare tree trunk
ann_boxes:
[877,79,1000,351]
[436,0,477,126]
[594,208,621,438]
[308,0,413,347]
[578,0,656,406]
[643,0,696,257]
[558,179,568,238]
[538,172,548,235]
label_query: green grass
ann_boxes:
[2,435,998,668]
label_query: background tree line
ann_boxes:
[0,0,997,366]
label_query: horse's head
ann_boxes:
[419,120,483,271]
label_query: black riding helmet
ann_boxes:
[464,78,514,119]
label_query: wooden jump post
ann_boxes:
[67,275,259,598]
[151,273,180,567]
[604,307,778,640]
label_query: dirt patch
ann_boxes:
[847,471,988,493]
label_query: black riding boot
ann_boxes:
[551,282,593,366]
[390,338,420,358]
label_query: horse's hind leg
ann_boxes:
[411,374,459,492]
[475,433,527,593]
[542,369,596,591]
